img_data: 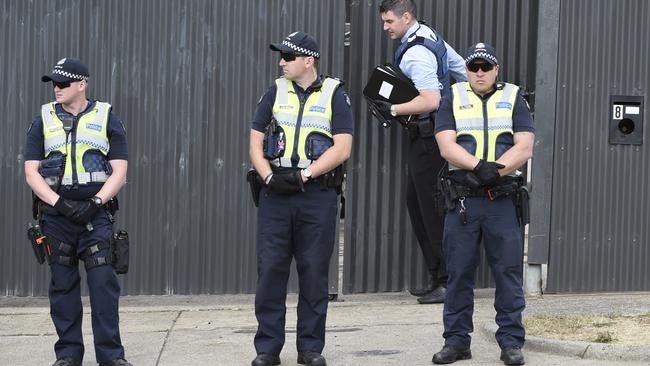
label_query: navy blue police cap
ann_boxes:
[464,42,499,65]
[42,58,90,83]
[270,31,320,59]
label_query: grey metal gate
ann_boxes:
[546,0,650,292]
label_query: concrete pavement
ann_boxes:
[1,290,649,365]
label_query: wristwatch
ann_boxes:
[390,104,398,117]
[302,168,313,180]
[91,196,103,207]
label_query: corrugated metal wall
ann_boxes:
[1,0,345,296]
[547,0,650,292]
[343,0,539,293]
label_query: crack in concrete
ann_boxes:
[580,344,590,359]
[155,310,183,366]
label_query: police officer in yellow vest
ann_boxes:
[431,43,534,365]
[24,58,131,366]
[249,32,353,366]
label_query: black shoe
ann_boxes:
[99,359,133,366]
[297,350,327,366]
[251,353,281,366]
[409,275,436,296]
[432,345,472,364]
[417,286,447,304]
[52,357,80,366]
[500,347,525,365]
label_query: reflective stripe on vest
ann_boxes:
[449,82,519,173]
[270,77,340,168]
[41,102,111,185]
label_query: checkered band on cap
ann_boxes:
[465,51,498,65]
[53,68,89,81]
[282,40,319,58]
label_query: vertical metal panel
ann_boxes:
[1,0,345,296]
[528,0,561,264]
[343,0,539,293]
[547,0,650,292]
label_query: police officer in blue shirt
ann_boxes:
[377,0,467,304]
[249,32,353,366]
[24,58,132,366]
[431,43,534,365]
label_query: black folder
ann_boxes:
[363,63,420,127]
[363,63,419,104]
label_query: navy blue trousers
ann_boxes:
[442,196,525,349]
[254,182,338,356]
[41,210,124,364]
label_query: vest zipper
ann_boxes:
[482,98,489,160]
[70,116,79,187]
[291,94,307,167]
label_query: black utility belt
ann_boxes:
[454,182,519,201]
[36,197,119,216]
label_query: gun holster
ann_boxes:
[27,223,49,264]
[434,164,458,216]
[247,169,263,207]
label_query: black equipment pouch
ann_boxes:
[39,154,66,190]
[317,164,345,191]
[263,118,285,160]
[516,185,530,226]
[111,230,129,274]
[306,132,333,160]
[246,169,263,207]
[104,196,119,216]
[27,223,49,264]
[486,182,518,201]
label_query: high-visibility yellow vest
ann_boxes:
[270,77,340,168]
[41,101,111,185]
[450,82,519,172]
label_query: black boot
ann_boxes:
[417,286,447,304]
[500,347,525,365]
[52,357,80,366]
[251,353,281,366]
[409,274,436,297]
[297,350,327,366]
[432,345,472,364]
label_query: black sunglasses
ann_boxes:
[280,52,309,62]
[52,81,72,89]
[467,62,495,73]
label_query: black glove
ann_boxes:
[54,197,79,218]
[372,100,392,115]
[473,159,506,186]
[70,199,99,224]
[267,171,304,195]
[54,197,98,224]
